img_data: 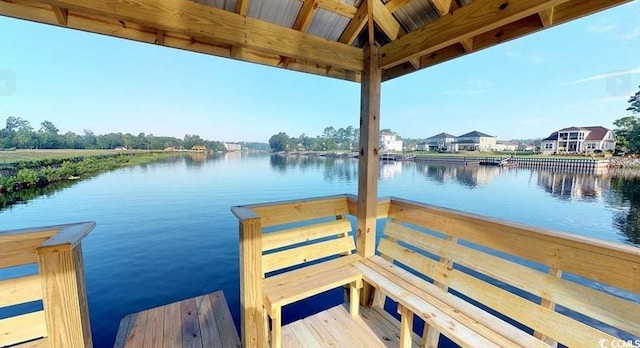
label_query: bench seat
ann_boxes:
[263,254,363,313]
[357,256,549,348]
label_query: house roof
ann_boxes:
[426,132,456,140]
[0,0,628,82]
[457,131,495,138]
[544,126,611,141]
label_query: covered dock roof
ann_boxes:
[0,0,629,83]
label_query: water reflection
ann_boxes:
[536,170,609,202]
[608,171,640,245]
[415,162,502,188]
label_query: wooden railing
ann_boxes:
[0,222,95,348]
[233,194,640,347]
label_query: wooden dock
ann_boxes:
[282,305,420,347]
[113,291,240,348]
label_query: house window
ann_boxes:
[544,143,553,149]
[586,143,596,149]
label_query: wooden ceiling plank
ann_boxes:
[51,5,67,25]
[372,0,400,40]
[538,7,554,27]
[384,0,411,13]
[339,0,369,44]
[379,0,573,69]
[316,0,357,18]
[0,0,360,81]
[32,0,362,71]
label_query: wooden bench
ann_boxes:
[361,198,640,348]
[247,197,363,348]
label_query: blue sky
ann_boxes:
[1,1,639,143]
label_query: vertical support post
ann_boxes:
[357,44,381,305]
[236,208,266,348]
[38,243,93,348]
[534,267,562,348]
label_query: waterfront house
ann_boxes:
[493,140,518,152]
[191,145,208,152]
[448,131,497,152]
[2,1,638,348]
[224,142,242,152]
[541,126,616,155]
[379,131,403,152]
[424,132,456,151]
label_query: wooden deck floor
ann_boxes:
[113,290,241,348]
[281,305,421,347]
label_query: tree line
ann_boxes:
[268,126,404,152]
[0,116,229,151]
[614,86,640,153]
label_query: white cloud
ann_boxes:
[561,68,640,85]
[619,26,640,40]
[587,23,617,33]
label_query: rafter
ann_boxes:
[236,0,249,16]
[155,29,165,45]
[0,0,361,81]
[384,0,411,13]
[372,0,400,41]
[316,0,357,18]
[379,0,574,69]
[366,0,374,45]
[538,7,554,27]
[460,37,473,52]
[552,0,629,25]
[31,0,362,71]
[50,5,67,25]
[339,0,369,44]
[429,0,456,16]
[293,0,318,32]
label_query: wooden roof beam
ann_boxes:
[316,0,357,18]
[283,0,318,67]
[50,5,67,25]
[155,29,165,45]
[33,0,362,71]
[372,0,400,40]
[538,7,554,27]
[236,0,249,15]
[379,0,574,69]
[339,0,369,44]
[0,0,360,81]
[384,0,411,13]
[552,0,630,25]
[429,0,456,16]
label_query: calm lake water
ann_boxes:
[1,153,639,347]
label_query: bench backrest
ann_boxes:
[379,198,640,347]
[252,196,355,276]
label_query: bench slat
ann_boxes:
[263,236,355,273]
[355,260,504,348]
[378,239,622,347]
[0,274,42,308]
[0,310,47,347]
[384,221,640,336]
[362,256,550,348]
[263,255,363,310]
[252,197,349,228]
[262,219,352,252]
[388,200,640,293]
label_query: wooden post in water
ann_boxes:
[37,223,94,348]
[233,207,266,348]
[357,44,381,304]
